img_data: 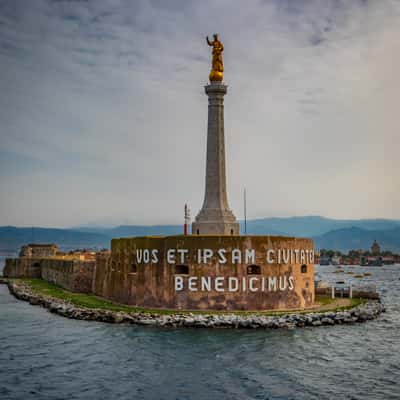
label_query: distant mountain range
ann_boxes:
[1,216,400,253]
[0,226,110,254]
[242,216,400,237]
[313,226,400,253]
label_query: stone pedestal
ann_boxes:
[192,82,239,235]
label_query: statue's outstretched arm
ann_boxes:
[206,36,212,46]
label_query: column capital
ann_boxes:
[205,83,227,95]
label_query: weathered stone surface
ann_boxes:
[3,258,41,279]
[3,257,95,293]
[94,235,315,311]
[192,82,239,235]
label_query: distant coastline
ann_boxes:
[1,216,400,253]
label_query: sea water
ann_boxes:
[1,258,399,400]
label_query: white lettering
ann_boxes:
[167,249,176,264]
[175,276,183,291]
[177,249,188,264]
[267,250,275,264]
[268,276,277,291]
[294,249,300,263]
[279,276,287,291]
[228,277,239,292]
[232,249,242,264]
[215,277,224,292]
[249,277,258,292]
[151,249,158,263]
[203,249,213,263]
[310,250,314,263]
[218,249,227,264]
[282,249,290,264]
[143,249,150,263]
[136,249,143,263]
[300,250,305,264]
[173,275,296,292]
[201,276,211,291]
[188,277,198,291]
[288,276,295,290]
[245,249,255,264]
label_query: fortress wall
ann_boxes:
[3,258,42,279]
[41,259,95,293]
[97,235,315,311]
[40,259,76,289]
[3,258,95,293]
[93,253,110,297]
[5,235,315,311]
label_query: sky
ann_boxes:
[0,0,399,228]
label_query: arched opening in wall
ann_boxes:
[31,262,41,278]
[247,265,261,275]
[196,229,199,235]
[130,263,137,274]
[230,229,234,235]
[301,264,307,273]
[174,265,189,275]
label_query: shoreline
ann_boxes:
[0,278,385,329]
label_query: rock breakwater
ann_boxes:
[2,280,385,329]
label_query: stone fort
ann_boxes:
[92,34,315,311]
[5,35,315,311]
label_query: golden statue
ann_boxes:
[206,34,224,82]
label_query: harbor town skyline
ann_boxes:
[1,0,399,227]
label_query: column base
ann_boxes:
[192,221,240,235]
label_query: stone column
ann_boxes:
[192,82,240,235]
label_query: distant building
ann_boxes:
[319,256,330,266]
[382,256,395,265]
[65,250,97,261]
[360,255,384,267]
[19,244,58,258]
[331,255,341,266]
[371,240,381,255]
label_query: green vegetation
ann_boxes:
[316,296,335,306]
[315,295,364,310]
[23,279,136,313]
[16,279,367,317]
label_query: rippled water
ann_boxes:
[1,258,400,400]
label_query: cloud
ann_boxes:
[0,0,399,227]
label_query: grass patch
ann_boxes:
[315,295,335,306]
[23,279,137,313]
[17,279,367,316]
[315,295,365,311]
